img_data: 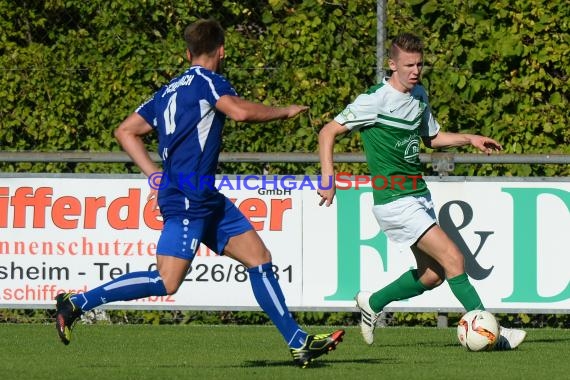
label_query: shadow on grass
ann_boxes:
[439,335,570,348]
[237,358,386,368]
[522,336,570,344]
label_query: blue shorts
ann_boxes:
[156,197,253,260]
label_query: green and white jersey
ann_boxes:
[334,78,440,205]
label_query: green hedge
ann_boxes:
[2,308,570,328]
[1,0,568,175]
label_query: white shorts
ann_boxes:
[372,194,437,247]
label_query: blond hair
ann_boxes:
[390,33,424,59]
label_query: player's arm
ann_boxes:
[114,113,162,177]
[423,131,502,154]
[215,95,308,122]
[318,120,350,207]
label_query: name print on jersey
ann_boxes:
[163,74,195,96]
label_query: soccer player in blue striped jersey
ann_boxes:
[317,32,525,350]
[55,18,344,368]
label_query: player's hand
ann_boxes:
[317,175,336,207]
[471,136,502,154]
[286,105,309,118]
[147,188,160,211]
[317,187,336,207]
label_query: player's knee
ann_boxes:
[248,248,272,268]
[158,274,183,295]
[162,281,181,295]
[422,272,444,289]
[262,248,272,263]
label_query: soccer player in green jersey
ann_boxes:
[317,33,526,350]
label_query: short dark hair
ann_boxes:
[390,33,423,58]
[184,19,225,57]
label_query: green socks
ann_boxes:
[368,271,484,313]
[369,269,428,313]
[447,273,485,311]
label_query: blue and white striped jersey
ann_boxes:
[136,65,237,218]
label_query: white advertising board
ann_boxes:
[0,175,568,313]
[303,179,570,313]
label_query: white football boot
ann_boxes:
[355,291,382,345]
[494,326,527,350]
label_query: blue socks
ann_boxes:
[248,262,307,349]
[71,270,167,312]
[70,264,307,349]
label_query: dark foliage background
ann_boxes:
[1,0,568,325]
[1,0,568,175]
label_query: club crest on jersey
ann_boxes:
[404,138,420,163]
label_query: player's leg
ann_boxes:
[356,196,439,344]
[356,252,436,345]
[356,267,431,345]
[55,267,170,345]
[367,244,444,312]
[223,230,307,345]
[415,225,484,311]
[212,197,343,367]
[411,244,445,288]
[55,217,192,345]
[416,225,526,349]
[223,230,344,367]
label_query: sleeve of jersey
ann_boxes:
[420,105,440,137]
[198,70,238,105]
[135,93,158,129]
[412,86,440,137]
[333,93,379,131]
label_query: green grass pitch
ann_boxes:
[1,324,569,379]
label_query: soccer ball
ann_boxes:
[457,310,500,351]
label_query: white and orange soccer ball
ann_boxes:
[457,310,500,351]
